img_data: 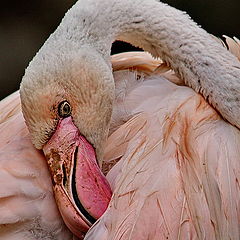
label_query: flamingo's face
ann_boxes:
[20,47,114,238]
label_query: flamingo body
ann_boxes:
[88,66,240,239]
[1,40,240,240]
[19,1,240,238]
[0,53,161,239]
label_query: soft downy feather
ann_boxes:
[88,75,240,240]
[86,48,240,239]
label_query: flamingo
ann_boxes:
[1,0,240,239]
[0,52,162,239]
[0,51,177,239]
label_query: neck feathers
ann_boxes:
[45,0,240,128]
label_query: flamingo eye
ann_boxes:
[58,101,71,118]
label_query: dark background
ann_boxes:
[0,0,239,100]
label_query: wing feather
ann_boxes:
[86,63,240,239]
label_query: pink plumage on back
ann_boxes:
[86,51,240,240]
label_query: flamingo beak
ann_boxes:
[43,117,112,239]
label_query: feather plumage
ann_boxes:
[0,92,73,240]
[86,50,240,240]
[1,44,240,239]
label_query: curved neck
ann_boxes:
[54,0,240,128]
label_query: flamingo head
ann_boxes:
[20,46,114,238]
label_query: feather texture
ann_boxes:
[86,51,240,240]
[1,47,240,239]
[0,92,73,240]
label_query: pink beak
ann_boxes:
[43,117,112,239]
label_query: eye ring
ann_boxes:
[58,101,72,118]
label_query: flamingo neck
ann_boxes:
[51,0,240,128]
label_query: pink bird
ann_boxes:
[0,51,160,239]
[1,0,240,239]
